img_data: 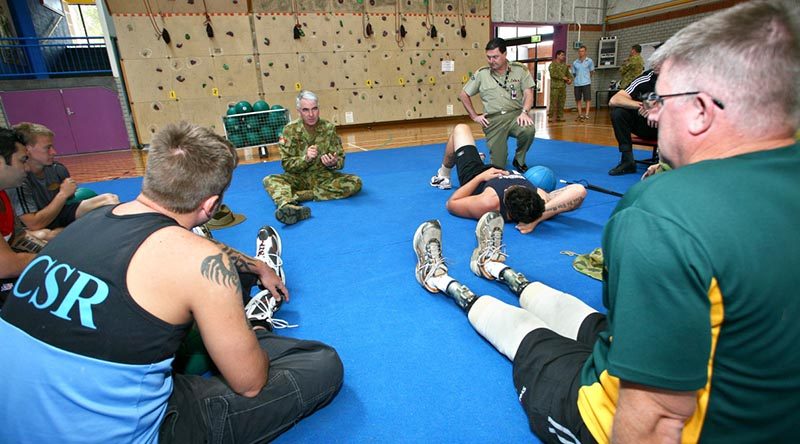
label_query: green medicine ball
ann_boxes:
[66,187,97,205]
[228,132,245,147]
[235,100,252,114]
[252,100,270,112]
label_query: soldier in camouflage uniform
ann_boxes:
[262,91,362,225]
[458,38,536,173]
[547,50,573,122]
[618,44,644,89]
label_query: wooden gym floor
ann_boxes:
[60,108,625,184]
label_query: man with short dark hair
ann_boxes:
[459,37,536,172]
[414,1,800,442]
[548,50,573,122]
[8,122,119,230]
[0,127,35,306]
[429,123,585,234]
[0,122,343,443]
[619,44,644,88]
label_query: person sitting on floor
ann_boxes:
[6,122,119,231]
[429,123,586,234]
[0,127,37,307]
[0,122,343,443]
[262,90,362,225]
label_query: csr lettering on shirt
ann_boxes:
[13,255,108,329]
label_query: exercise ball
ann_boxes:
[66,187,97,205]
[252,100,270,112]
[234,100,252,114]
[524,166,557,192]
[228,132,245,147]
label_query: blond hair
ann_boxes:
[13,122,54,145]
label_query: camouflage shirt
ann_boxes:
[463,61,535,115]
[619,54,644,89]
[278,118,345,174]
[548,62,573,89]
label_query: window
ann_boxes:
[63,0,103,40]
[495,25,554,61]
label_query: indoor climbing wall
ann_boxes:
[107,0,490,144]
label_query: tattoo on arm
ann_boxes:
[209,239,260,274]
[544,196,585,214]
[200,253,241,288]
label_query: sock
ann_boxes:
[483,261,506,280]
[519,282,597,340]
[468,296,546,361]
[437,165,452,178]
[428,274,455,293]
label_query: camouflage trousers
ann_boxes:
[262,170,363,207]
[484,110,536,169]
[548,86,566,119]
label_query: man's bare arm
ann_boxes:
[612,381,696,444]
[0,237,35,279]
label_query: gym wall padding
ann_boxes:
[107,0,491,143]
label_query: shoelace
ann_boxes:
[479,227,507,264]
[421,239,447,282]
[246,289,298,329]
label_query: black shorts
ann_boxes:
[574,85,592,101]
[512,313,607,444]
[48,202,80,229]
[454,144,493,187]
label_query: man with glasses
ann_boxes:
[607,69,659,175]
[414,1,800,443]
[263,90,362,225]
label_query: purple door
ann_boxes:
[0,89,78,155]
[0,87,129,154]
[61,87,129,153]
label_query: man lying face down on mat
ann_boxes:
[0,122,343,443]
[429,123,586,233]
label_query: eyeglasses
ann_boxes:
[643,91,725,111]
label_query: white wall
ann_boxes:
[493,0,604,24]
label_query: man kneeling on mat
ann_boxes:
[0,122,342,443]
[429,123,586,233]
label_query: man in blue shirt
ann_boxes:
[571,45,595,121]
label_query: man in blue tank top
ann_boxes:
[0,122,343,443]
[429,124,586,233]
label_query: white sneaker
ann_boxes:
[430,175,452,190]
[191,224,213,239]
[470,212,507,279]
[255,225,285,284]
[412,219,448,292]
[245,289,297,330]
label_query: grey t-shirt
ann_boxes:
[7,162,70,216]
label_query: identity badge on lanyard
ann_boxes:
[492,68,517,100]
